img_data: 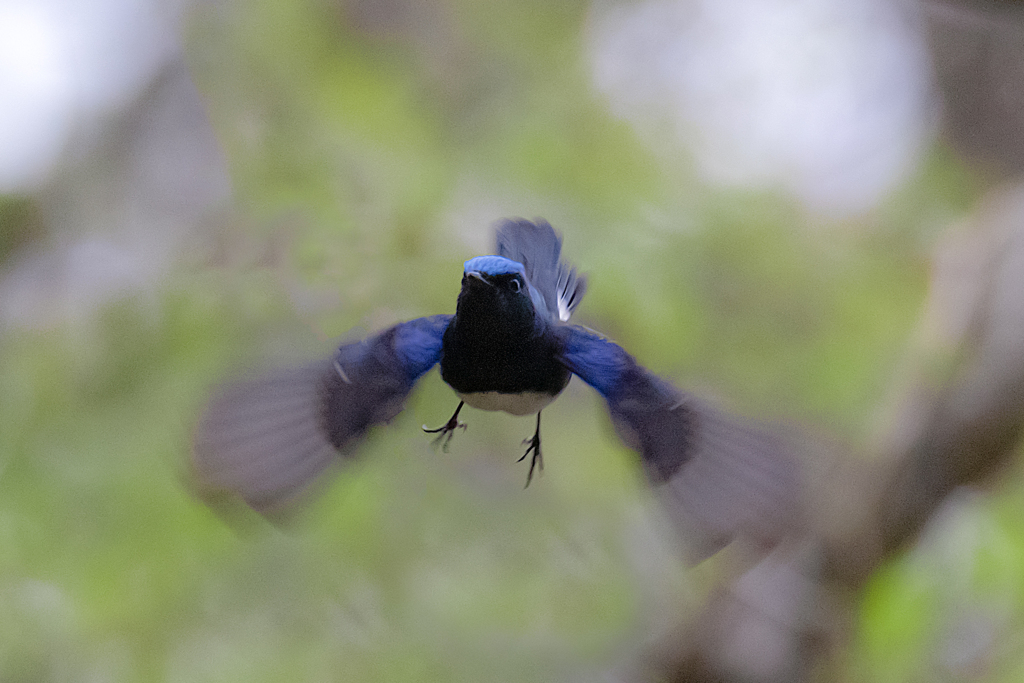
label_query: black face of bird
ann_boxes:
[457,271,535,331]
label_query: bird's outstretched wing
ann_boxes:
[496,217,587,322]
[192,315,452,513]
[557,325,804,561]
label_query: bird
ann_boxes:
[193,218,803,560]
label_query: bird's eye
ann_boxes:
[510,279,521,292]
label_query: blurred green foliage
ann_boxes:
[0,0,1016,681]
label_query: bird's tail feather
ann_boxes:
[495,217,587,321]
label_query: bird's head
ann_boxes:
[458,255,550,327]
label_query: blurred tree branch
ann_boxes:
[833,186,1024,583]
[926,0,1024,176]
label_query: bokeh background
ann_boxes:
[2,0,1024,681]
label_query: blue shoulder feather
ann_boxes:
[392,315,452,380]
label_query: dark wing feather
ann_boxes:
[557,325,804,561]
[495,217,587,322]
[193,315,451,513]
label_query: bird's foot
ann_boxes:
[517,432,543,487]
[423,419,466,452]
[422,402,466,453]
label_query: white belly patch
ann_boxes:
[457,390,558,416]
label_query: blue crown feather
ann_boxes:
[463,255,526,277]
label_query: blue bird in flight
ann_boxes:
[194,218,801,558]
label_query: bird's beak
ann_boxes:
[465,271,491,285]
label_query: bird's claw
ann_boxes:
[422,415,467,453]
[517,434,543,487]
